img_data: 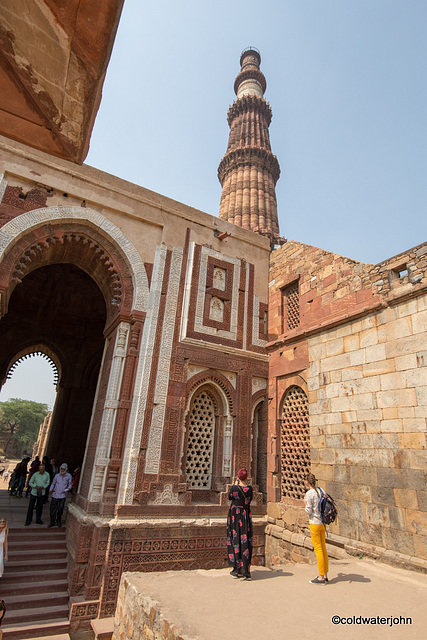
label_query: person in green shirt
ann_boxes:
[25,463,51,526]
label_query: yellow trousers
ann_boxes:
[310,524,329,575]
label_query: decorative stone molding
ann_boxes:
[252,295,268,347]
[194,246,240,341]
[88,322,130,503]
[10,231,124,308]
[187,371,234,417]
[222,415,234,476]
[145,246,183,475]
[0,206,149,313]
[219,370,237,388]
[0,174,7,204]
[187,365,207,380]
[148,483,184,505]
[118,245,167,504]
[252,376,267,394]
[209,296,224,322]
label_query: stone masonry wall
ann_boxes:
[308,294,427,562]
[114,573,195,640]
[266,239,427,573]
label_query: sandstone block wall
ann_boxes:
[308,294,427,561]
[266,239,427,572]
[114,573,194,640]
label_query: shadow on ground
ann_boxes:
[328,572,371,584]
[251,569,294,580]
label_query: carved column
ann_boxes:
[88,322,130,503]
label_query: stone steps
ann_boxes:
[0,578,68,596]
[5,548,68,562]
[8,539,66,552]
[4,557,68,572]
[25,636,70,640]
[0,525,70,639]
[5,592,69,612]
[1,618,70,640]
[1,568,67,585]
[3,604,70,626]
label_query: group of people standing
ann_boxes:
[5,454,80,528]
[25,460,73,527]
[227,469,329,584]
[7,456,81,529]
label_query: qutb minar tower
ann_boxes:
[218,48,282,247]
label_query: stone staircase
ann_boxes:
[0,526,71,639]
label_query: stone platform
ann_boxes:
[114,560,427,640]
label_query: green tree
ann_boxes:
[0,398,49,456]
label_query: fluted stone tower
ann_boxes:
[218,48,282,247]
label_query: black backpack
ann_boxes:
[318,488,338,525]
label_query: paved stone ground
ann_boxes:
[126,560,427,640]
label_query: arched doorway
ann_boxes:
[0,263,106,470]
[0,206,150,507]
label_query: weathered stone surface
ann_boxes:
[0,0,124,163]
[371,486,396,507]
[268,240,427,566]
[417,491,427,512]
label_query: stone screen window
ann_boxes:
[282,281,300,332]
[280,385,310,500]
[185,390,215,489]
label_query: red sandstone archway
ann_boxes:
[0,263,107,470]
[0,213,141,478]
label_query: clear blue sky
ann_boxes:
[87,0,427,265]
[1,0,426,408]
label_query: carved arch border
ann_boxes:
[186,370,235,417]
[0,206,149,317]
[2,340,62,389]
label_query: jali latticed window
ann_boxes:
[281,385,310,500]
[186,390,215,489]
[282,281,300,331]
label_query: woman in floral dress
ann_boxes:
[227,468,253,580]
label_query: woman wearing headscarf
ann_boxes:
[226,468,253,580]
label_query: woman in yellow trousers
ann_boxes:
[304,472,329,584]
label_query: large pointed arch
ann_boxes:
[0,206,149,318]
[0,206,150,504]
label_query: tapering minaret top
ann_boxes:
[218,48,283,248]
[235,48,266,99]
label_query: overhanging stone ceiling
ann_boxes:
[0,0,124,163]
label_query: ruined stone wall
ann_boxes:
[266,239,427,572]
[114,573,194,640]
